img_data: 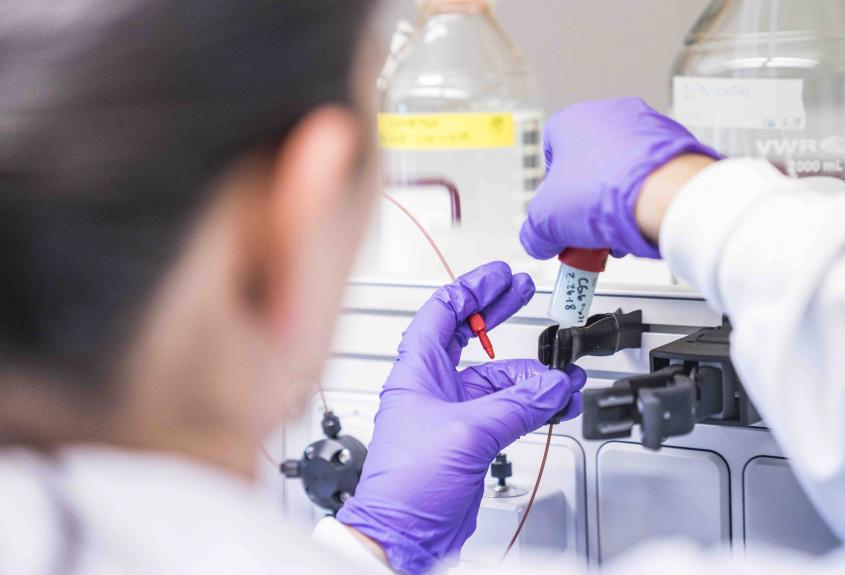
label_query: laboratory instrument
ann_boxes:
[281,410,368,514]
[672,0,845,180]
[301,279,841,561]
[374,0,543,278]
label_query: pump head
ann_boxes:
[280,411,367,514]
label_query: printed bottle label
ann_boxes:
[673,76,806,131]
[378,113,516,150]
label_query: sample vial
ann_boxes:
[547,248,609,327]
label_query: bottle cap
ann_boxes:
[417,0,494,14]
[559,248,609,273]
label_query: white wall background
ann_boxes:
[374,0,712,114]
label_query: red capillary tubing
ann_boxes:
[380,192,495,359]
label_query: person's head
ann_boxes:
[0,0,380,472]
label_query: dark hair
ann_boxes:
[0,0,375,390]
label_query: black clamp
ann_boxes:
[582,365,720,449]
[539,309,645,370]
[280,411,367,514]
[539,309,646,424]
[582,319,759,450]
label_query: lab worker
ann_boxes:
[0,4,843,575]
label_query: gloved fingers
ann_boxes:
[459,359,547,400]
[519,225,562,260]
[520,105,611,261]
[469,367,577,450]
[382,340,466,401]
[519,191,567,260]
[551,391,582,423]
[455,272,535,342]
[539,101,625,165]
[566,364,588,392]
[521,178,619,261]
[400,261,515,356]
[542,365,585,422]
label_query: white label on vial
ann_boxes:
[548,264,599,328]
[673,76,806,131]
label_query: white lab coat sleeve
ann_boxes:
[311,517,395,573]
[661,157,845,539]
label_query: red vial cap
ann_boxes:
[559,248,610,273]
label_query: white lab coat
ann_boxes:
[0,447,383,574]
[1,158,844,573]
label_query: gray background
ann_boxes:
[374,0,712,113]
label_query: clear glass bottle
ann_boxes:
[671,0,845,180]
[371,0,543,281]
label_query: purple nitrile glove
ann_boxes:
[337,261,585,574]
[519,97,721,260]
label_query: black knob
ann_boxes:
[280,459,301,478]
[321,411,342,439]
[490,453,513,487]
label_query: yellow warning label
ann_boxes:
[378,113,516,150]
